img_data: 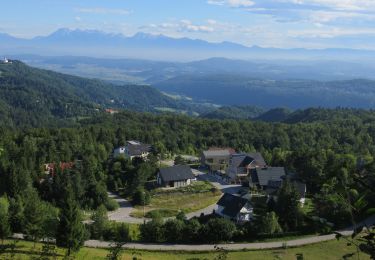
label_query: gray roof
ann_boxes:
[203,149,231,157]
[230,153,266,168]
[159,165,195,182]
[265,180,306,199]
[217,193,251,218]
[127,143,151,156]
[255,167,286,187]
[293,181,307,199]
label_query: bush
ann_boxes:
[164,219,185,242]
[103,222,130,242]
[182,219,201,243]
[105,198,119,211]
[202,218,236,243]
[132,189,151,206]
[140,218,164,242]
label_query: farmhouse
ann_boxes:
[226,153,267,183]
[157,165,196,188]
[215,193,254,223]
[113,140,151,160]
[200,147,235,173]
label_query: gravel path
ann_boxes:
[107,192,147,224]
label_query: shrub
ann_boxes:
[164,219,185,242]
[140,218,164,242]
[105,198,119,211]
[132,189,151,206]
[202,218,236,243]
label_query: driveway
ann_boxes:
[194,169,242,194]
[107,170,242,223]
[107,192,147,224]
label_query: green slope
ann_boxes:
[0,61,188,127]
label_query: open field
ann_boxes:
[0,238,370,260]
[131,181,222,218]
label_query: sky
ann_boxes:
[2,0,375,49]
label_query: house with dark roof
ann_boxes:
[113,140,151,160]
[215,193,254,223]
[200,147,235,173]
[226,153,267,183]
[250,167,286,189]
[251,168,307,205]
[157,165,196,188]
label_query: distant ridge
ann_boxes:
[2,28,375,61]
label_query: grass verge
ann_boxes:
[131,181,222,218]
[0,237,370,260]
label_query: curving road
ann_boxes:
[86,215,375,251]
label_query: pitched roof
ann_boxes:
[293,181,307,199]
[203,149,231,157]
[217,193,251,218]
[159,165,195,182]
[127,143,151,156]
[230,153,266,168]
[255,167,286,186]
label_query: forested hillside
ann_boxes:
[155,75,375,109]
[0,61,193,127]
[0,109,374,236]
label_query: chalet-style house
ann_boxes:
[226,153,267,183]
[113,141,151,160]
[251,167,307,205]
[200,147,235,172]
[215,193,254,223]
[157,165,196,188]
[250,167,286,189]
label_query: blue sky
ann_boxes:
[2,0,375,49]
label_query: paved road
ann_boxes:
[107,171,242,223]
[85,215,375,251]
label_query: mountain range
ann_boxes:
[2,28,375,61]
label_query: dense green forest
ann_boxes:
[0,61,374,255]
[0,106,374,253]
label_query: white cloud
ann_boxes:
[141,20,215,34]
[308,10,374,23]
[288,27,375,38]
[75,8,131,15]
[208,0,255,7]
[283,0,375,11]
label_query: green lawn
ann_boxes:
[0,238,370,260]
[131,181,222,218]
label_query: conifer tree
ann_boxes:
[56,184,85,255]
[0,196,11,244]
